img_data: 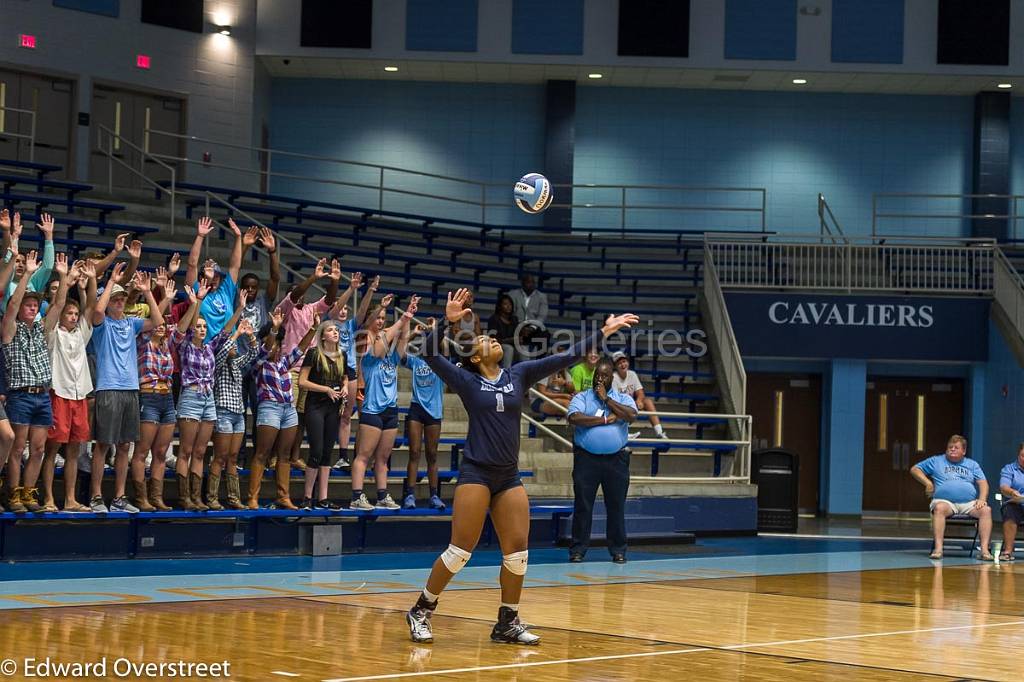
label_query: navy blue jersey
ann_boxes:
[420,322,600,467]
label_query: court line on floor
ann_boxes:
[321,618,1024,681]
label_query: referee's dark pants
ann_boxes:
[570,445,631,557]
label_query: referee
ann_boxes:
[567,355,638,564]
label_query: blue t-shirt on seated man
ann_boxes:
[913,449,986,504]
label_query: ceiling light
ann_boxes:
[998,83,1012,89]
[588,73,603,79]
[384,66,399,72]
[792,78,807,85]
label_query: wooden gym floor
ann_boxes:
[0,550,1020,681]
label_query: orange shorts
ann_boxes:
[47,394,91,444]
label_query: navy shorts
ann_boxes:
[1003,503,1024,525]
[345,365,357,381]
[361,406,399,431]
[457,458,522,496]
[406,402,442,428]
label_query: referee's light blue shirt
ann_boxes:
[567,388,637,455]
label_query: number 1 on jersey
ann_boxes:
[495,393,505,412]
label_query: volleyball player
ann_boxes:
[406,288,637,644]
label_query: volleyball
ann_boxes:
[514,172,553,214]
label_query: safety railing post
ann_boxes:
[28,112,36,163]
[378,167,384,212]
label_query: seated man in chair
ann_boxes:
[998,442,1024,561]
[910,434,992,561]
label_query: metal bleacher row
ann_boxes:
[0,156,741,520]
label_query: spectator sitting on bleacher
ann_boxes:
[509,274,548,354]
[910,435,993,561]
[997,443,1024,562]
[1,210,54,311]
[486,294,519,369]
[611,352,668,440]
[530,368,573,418]
[569,348,600,392]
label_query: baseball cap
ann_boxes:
[108,283,128,297]
[612,351,627,361]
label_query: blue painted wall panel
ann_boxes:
[725,0,796,61]
[53,0,118,17]
[831,0,904,64]
[511,0,583,55]
[406,0,478,52]
[824,359,866,515]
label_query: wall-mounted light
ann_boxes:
[998,83,1012,89]
[588,73,603,79]
[215,24,232,36]
[384,66,399,72]
[792,78,807,84]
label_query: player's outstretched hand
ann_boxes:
[601,313,639,337]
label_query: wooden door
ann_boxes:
[747,373,823,513]
[863,378,965,513]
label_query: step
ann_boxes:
[557,513,678,536]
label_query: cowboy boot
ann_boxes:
[189,473,209,511]
[132,476,155,512]
[273,461,297,510]
[247,461,265,510]
[205,472,224,511]
[225,473,245,510]
[177,473,197,511]
[148,477,172,512]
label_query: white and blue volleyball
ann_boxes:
[514,173,553,214]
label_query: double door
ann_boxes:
[862,378,964,514]
[0,68,75,174]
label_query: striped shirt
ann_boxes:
[214,337,259,413]
[4,320,52,390]
[255,346,302,404]
[137,335,174,387]
[172,329,228,395]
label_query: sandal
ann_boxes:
[929,551,943,560]
[999,553,1015,562]
[979,552,995,561]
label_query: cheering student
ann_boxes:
[0,237,22,511]
[405,288,637,645]
[185,216,256,339]
[327,271,368,470]
[401,320,446,511]
[298,321,349,509]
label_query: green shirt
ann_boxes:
[569,363,595,392]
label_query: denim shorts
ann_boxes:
[177,386,217,422]
[257,400,299,430]
[140,392,176,425]
[216,408,246,434]
[6,390,53,428]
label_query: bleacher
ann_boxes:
[0,156,754,556]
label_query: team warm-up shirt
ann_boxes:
[914,454,985,504]
[421,321,600,468]
[403,354,444,421]
[361,346,399,414]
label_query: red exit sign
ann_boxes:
[19,34,36,49]
[136,54,151,69]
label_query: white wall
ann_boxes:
[0,0,258,186]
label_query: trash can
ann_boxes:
[752,449,799,532]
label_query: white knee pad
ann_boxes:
[440,544,472,573]
[502,550,529,576]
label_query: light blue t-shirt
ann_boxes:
[403,354,444,421]
[999,462,1024,497]
[194,275,237,341]
[335,319,357,371]
[567,388,637,455]
[915,454,985,504]
[92,315,145,391]
[361,349,399,415]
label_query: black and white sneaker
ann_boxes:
[110,496,139,513]
[407,605,434,643]
[316,499,343,511]
[490,607,540,645]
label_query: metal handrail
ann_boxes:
[993,247,1024,347]
[97,124,176,233]
[0,104,36,162]
[872,191,1024,238]
[143,127,767,233]
[817,193,848,245]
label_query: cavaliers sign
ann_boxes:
[723,293,989,361]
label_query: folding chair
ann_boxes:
[945,514,979,557]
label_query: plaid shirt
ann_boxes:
[137,335,175,387]
[255,346,302,404]
[3,320,51,390]
[172,329,227,395]
[214,337,259,413]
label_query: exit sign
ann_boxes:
[19,34,36,49]
[136,54,151,69]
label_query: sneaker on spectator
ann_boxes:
[316,499,343,511]
[429,495,447,511]
[657,432,670,440]
[403,493,416,510]
[54,453,65,468]
[333,458,351,470]
[90,496,109,514]
[299,497,313,511]
[349,493,374,511]
[376,493,400,510]
[110,496,139,513]
[628,432,641,440]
